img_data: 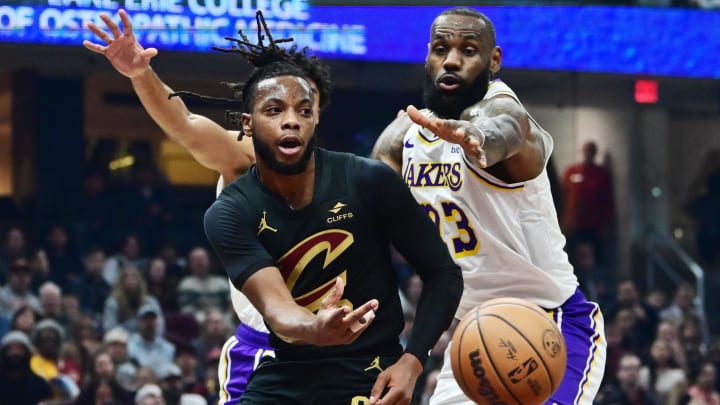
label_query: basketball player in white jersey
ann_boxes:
[372,8,606,405]
[83,9,331,404]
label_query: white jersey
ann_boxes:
[217,176,269,332]
[401,80,577,320]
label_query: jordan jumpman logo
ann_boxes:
[257,211,278,236]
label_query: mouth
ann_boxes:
[278,135,303,156]
[437,74,462,91]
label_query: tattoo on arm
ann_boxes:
[372,115,412,172]
[462,98,527,167]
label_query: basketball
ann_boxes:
[450,297,567,405]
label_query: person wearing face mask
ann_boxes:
[0,330,53,404]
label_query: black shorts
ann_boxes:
[239,354,399,404]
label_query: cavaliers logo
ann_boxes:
[276,230,354,312]
[542,329,563,358]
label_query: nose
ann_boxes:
[281,110,301,130]
[443,48,462,71]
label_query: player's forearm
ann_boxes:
[405,264,463,365]
[262,302,318,345]
[129,67,195,143]
[468,117,524,167]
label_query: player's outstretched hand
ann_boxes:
[406,104,488,168]
[312,277,379,346]
[369,353,423,405]
[83,9,158,79]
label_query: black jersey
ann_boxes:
[205,148,462,363]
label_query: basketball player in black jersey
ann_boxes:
[203,37,463,405]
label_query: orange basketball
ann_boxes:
[450,297,567,405]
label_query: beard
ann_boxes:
[0,351,31,373]
[422,63,492,119]
[252,129,317,176]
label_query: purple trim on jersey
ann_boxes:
[546,289,606,405]
[218,324,273,405]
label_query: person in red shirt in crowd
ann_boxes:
[562,140,616,265]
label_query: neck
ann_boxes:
[257,154,316,210]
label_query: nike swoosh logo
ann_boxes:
[404,140,414,148]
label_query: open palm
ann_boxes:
[83,9,158,79]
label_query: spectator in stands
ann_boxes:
[156,242,185,282]
[176,247,228,322]
[173,344,206,395]
[71,315,102,374]
[103,326,139,392]
[0,226,27,284]
[127,304,175,377]
[69,246,111,317]
[30,319,81,402]
[678,362,719,405]
[75,350,134,405]
[38,281,70,328]
[679,314,708,374]
[640,339,688,405]
[597,353,659,405]
[44,223,83,288]
[135,383,165,405]
[605,278,660,351]
[146,257,179,314]
[0,330,53,404]
[190,307,229,368]
[569,239,613,308]
[28,247,53,293]
[123,164,176,254]
[9,304,39,337]
[103,233,147,285]
[103,265,164,334]
[561,140,616,266]
[0,258,41,321]
[661,281,710,345]
[156,362,207,405]
[656,319,689,371]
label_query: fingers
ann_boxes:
[369,372,389,405]
[82,40,107,54]
[405,105,434,129]
[142,48,159,59]
[477,148,488,168]
[100,13,122,39]
[86,21,113,44]
[320,277,344,309]
[345,299,379,333]
[119,9,134,37]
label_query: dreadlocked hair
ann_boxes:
[167,10,316,138]
[284,45,332,111]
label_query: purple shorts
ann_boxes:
[217,323,274,405]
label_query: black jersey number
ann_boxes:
[421,201,479,258]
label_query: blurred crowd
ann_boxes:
[1,139,719,405]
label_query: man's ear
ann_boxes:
[490,46,503,76]
[241,113,252,138]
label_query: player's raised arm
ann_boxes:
[406,95,546,182]
[84,9,253,181]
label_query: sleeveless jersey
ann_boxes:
[216,176,269,333]
[401,80,577,318]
